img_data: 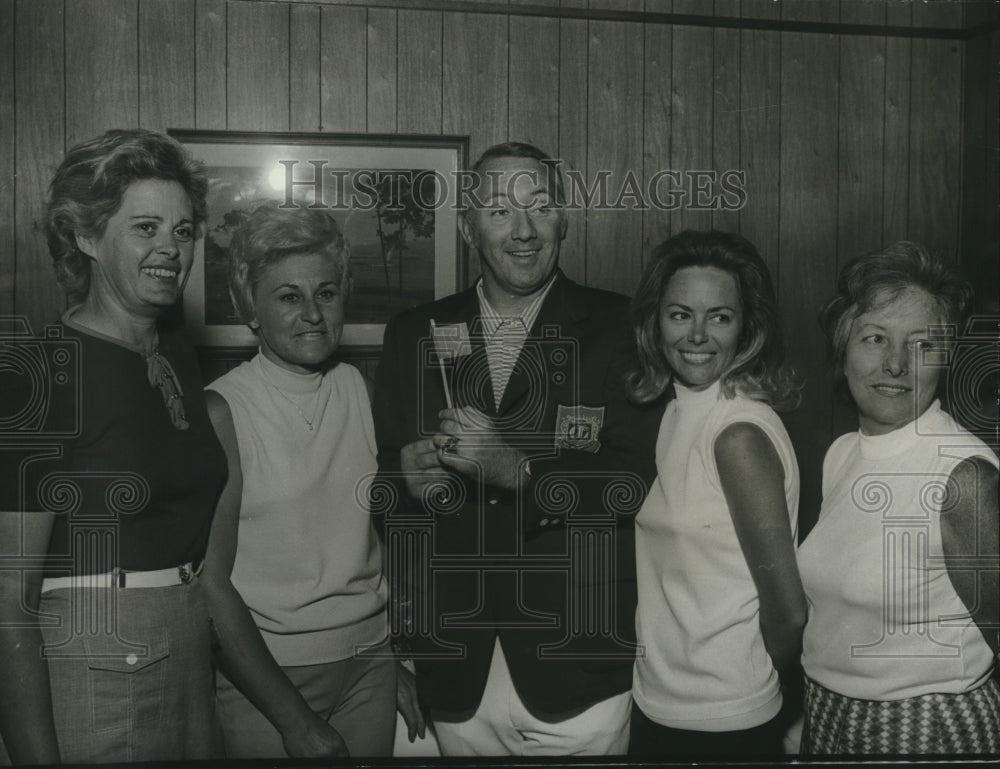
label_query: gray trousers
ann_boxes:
[215,640,397,758]
[38,580,220,763]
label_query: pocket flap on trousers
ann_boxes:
[84,635,169,673]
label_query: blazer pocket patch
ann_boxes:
[554,404,605,453]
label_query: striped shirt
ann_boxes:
[476,276,556,409]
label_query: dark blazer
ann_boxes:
[372,270,664,716]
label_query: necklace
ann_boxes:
[272,387,320,431]
[257,355,324,431]
[262,376,322,431]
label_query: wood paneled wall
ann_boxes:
[2,0,997,529]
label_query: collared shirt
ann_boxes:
[476,275,556,409]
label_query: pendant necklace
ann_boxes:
[266,379,321,431]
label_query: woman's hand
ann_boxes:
[396,660,426,743]
[280,713,349,758]
[203,392,351,759]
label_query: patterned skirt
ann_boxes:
[801,676,1000,755]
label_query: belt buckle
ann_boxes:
[178,563,193,585]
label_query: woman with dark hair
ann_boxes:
[628,229,806,759]
[0,129,224,764]
[202,202,401,758]
[798,242,999,754]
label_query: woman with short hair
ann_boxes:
[799,242,999,754]
[202,201,400,758]
[0,128,225,764]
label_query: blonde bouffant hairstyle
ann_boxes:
[227,202,350,326]
[44,129,207,305]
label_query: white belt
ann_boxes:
[41,562,198,593]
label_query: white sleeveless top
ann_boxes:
[799,400,997,700]
[208,353,387,665]
[633,380,800,731]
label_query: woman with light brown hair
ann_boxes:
[799,242,999,754]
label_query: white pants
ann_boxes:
[433,640,631,756]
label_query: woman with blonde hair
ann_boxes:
[202,202,402,758]
[628,229,806,759]
[0,128,224,764]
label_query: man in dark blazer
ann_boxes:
[373,142,663,755]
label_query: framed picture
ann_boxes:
[169,130,469,348]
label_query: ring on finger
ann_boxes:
[442,436,461,454]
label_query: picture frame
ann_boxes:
[168,129,469,349]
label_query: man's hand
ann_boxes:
[433,406,528,491]
[396,661,427,743]
[400,438,450,500]
[280,713,349,758]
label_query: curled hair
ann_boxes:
[44,129,208,304]
[227,202,350,325]
[628,229,801,411]
[819,241,973,373]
